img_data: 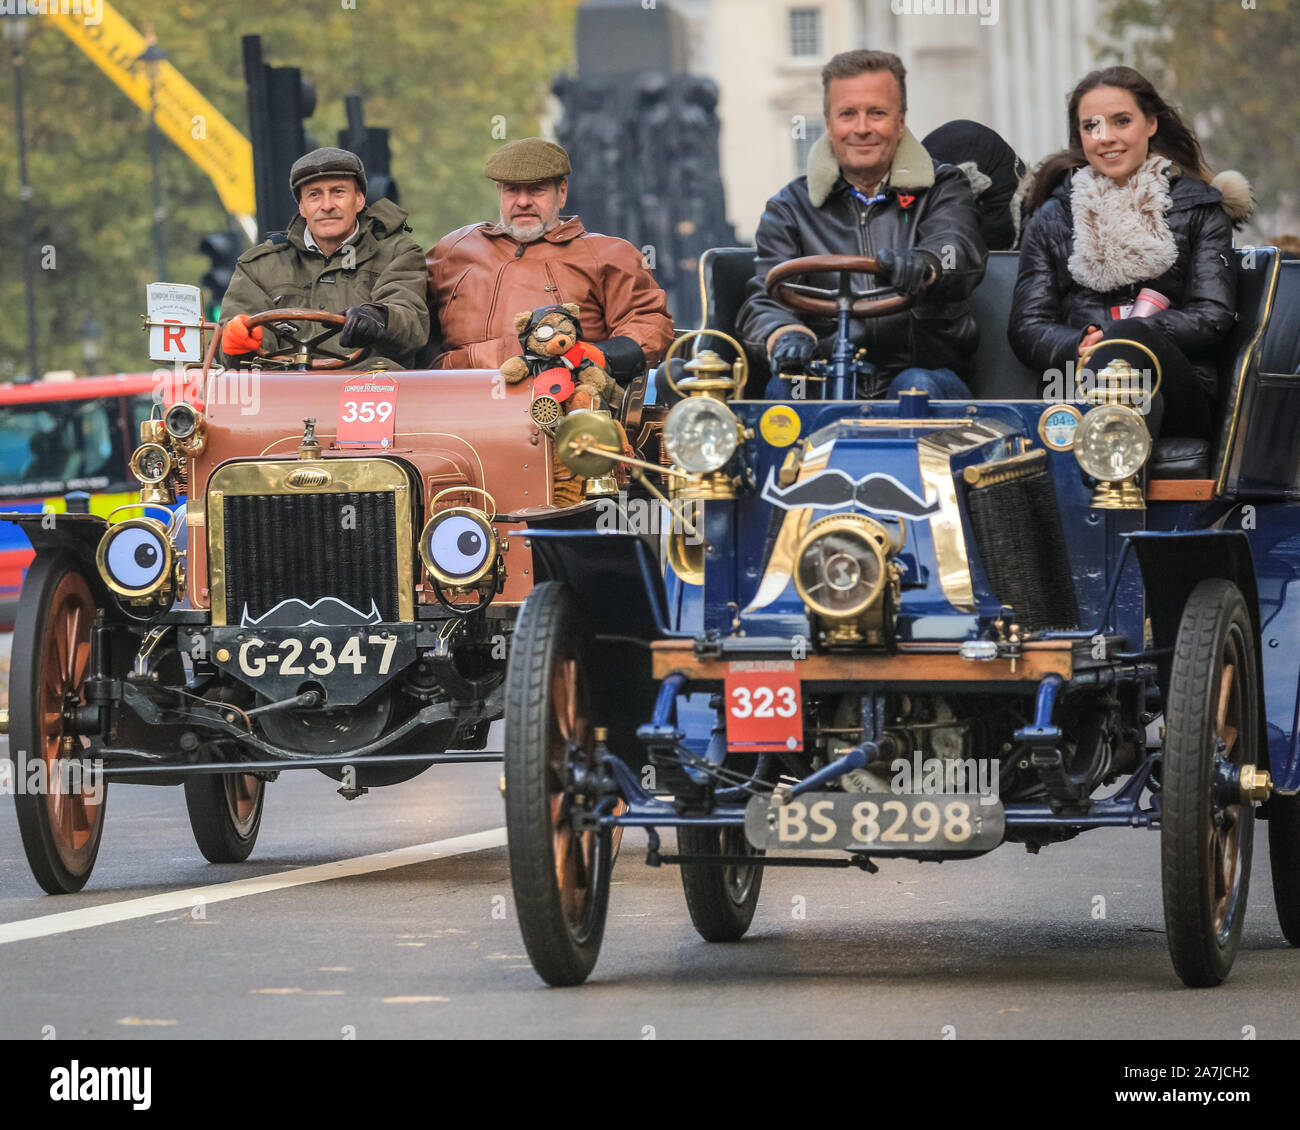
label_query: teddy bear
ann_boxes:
[500,303,633,506]
[499,303,612,413]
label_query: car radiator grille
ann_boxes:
[964,454,1079,632]
[222,491,399,626]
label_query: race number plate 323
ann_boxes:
[724,660,802,752]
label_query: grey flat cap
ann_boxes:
[484,138,571,183]
[290,147,367,197]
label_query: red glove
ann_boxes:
[221,314,263,355]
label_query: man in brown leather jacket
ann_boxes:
[425,139,674,406]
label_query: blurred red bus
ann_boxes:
[0,374,160,627]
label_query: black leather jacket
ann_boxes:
[1009,170,1236,397]
[735,131,987,381]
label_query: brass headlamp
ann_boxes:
[163,401,207,454]
[129,442,176,505]
[793,513,902,648]
[660,329,749,503]
[1075,338,1161,510]
[419,487,504,603]
[95,514,179,608]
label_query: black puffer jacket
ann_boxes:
[1009,169,1237,397]
[736,130,987,381]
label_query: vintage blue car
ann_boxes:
[501,243,1300,988]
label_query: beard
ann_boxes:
[501,208,560,242]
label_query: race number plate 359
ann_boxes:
[337,375,398,448]
[725,660,802,752]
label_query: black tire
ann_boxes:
[10,553,106,894]
[678,824,764,942]
[504,582,612,986]
[184,773,265,863]
[1161,578,1258,987]
[1268,791,1300,945]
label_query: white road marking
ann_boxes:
[0,827,506,946]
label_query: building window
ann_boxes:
[793,120,826,175]
[788,8,822,58]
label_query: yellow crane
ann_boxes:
[45,2,257,242]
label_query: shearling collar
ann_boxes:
[1067,155,1178,293]
[807,128,935,208]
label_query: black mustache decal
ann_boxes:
[761,467,939,519]
[240,597,383,628]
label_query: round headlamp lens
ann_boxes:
[663,397,739,473]
[1074,405,1151,481]
[130,442,172,484]
[165,403,198,440]
[794,521,885,619]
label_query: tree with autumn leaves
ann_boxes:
[0,0,579,377]
[1100,0,1299,241]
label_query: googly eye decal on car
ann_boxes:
[105,525,168,591]
[428,514,491,580]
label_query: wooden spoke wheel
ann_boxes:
[678,823,764,943]
[1161,579,1258,987]
[504,582,613,986]
[184,770,265,863]
[10,554,105,894]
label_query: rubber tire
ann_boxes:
[1268,792,1300,945]
[678,824,764,942]
[1161,578,1257,987]
[10,553,105,894]
[184,773,265,863]
[504,582,612,986]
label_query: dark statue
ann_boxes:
[552,71,737,328]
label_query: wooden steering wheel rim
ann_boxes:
[241,308,364,370]
[765,254,917,318]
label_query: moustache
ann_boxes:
[761,467,939,520]
[240,596,383,627]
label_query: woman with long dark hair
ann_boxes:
[1010,66,1253,439]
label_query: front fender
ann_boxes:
[519,528,677,769]
[1129,529,1270,774]
[520,528,676,642]
[0,512,110,603]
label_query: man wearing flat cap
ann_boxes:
[425,138,673,405]
[218,147,429,367]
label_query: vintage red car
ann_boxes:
[1,308,662,893]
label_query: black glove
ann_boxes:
[591,335,646,382]
[769,330,817,374]
[339,303,388,349]
[876,248,939,297]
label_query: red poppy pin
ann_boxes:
[897,193,916,209]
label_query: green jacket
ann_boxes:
[219,198,430,367]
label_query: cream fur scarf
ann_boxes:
[1068,154,1177,293]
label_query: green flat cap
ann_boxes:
[485,138,571,183]
[290,147,367,197]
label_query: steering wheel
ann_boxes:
[241,308,364,370]
[765,254,930,318]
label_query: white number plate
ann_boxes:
[235,633,401,677]
[743,792,1005,853]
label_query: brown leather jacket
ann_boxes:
[425,216,674,380]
